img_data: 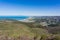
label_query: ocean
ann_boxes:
[0,16,29,20]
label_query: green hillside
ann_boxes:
[0,22,33,38]
[0,21,50,40]
[0,20,60,40]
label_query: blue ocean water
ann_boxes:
[0,16,29,20]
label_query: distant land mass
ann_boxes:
[0,16,60,21]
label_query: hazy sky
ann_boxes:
[0,0,60,16]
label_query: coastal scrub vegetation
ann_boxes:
[0,16,60,40]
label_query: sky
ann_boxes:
[0,0,60,16]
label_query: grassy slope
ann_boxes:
[0,22,34,38]
[0,21,49,39]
